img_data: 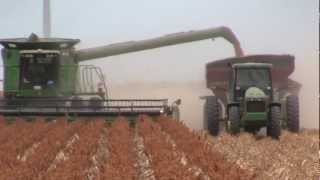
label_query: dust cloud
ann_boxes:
[292,54,319,129]
[109,81,211,130]
[109,75,319,130]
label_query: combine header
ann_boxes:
[0,26,243,119]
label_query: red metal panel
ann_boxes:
[206,54,295,89]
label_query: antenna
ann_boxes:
[43,0,51,38]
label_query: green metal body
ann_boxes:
[1,43,78,98]
[242,112,267,126]
[228,63,274,131]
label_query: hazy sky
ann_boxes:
[0,1,318,126]
[0,0,317,82]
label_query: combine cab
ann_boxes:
[204,55,301,138]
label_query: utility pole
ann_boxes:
[43,0,51,38]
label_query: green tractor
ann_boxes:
[204,55,300,139]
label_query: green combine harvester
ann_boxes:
[0,26,244,119]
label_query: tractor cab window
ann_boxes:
[235,68,271,98]
[20,53,59,89]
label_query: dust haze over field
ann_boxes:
[109,78,318,130]
[109,82,210,129]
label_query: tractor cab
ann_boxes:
[231,63,273,103]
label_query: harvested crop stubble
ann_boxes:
[208,130,320,179]
[2,118,83,180]
[103,117,138,179]
[138,115,197,180]
[0,118,50,169]
[158,116,255,180]
[47,119,105,180]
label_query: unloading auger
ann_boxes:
[0,26,244,118]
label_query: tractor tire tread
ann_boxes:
[286,95,299,132]
[229,106,240,135]
[268,106,281,139]
[205,96,220,136]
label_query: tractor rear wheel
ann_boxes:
[204,96,220,136]
[286,95,299,132]
[229,106,240,134]
[268,106,281,139]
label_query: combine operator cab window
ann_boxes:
[20,53,59,89]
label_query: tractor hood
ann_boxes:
[245,87,267,99]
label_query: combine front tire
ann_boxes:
[286,95,299,132]
[204,96,220,136]
[229,106,240,134]
[268,106,281,139]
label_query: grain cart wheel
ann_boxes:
[229,106,240,134]
[267,106,281,139]
[204,96,220,136]
[286,95,299,132]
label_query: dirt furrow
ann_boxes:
[137,116,197,180]
[103,117,138,179]
[158,116,254,180]
[46,120,105,180]
[134,125,156,180]
[86,127,109,180]
[45,133,80,173]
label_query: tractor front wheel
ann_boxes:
[204,96,220,136]
[268,106,281,139]
[229,106,240,135]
